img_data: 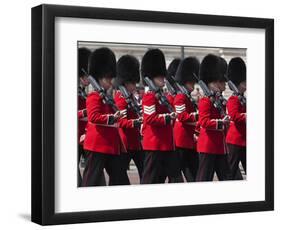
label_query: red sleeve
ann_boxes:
[174,94,197,123]
[198,97,222,130]
[142,92,168,126]
[86,92,114,125]
[115,93,134,129]
[227,96,246,125]
[78,110,84,119]
[166,94,174,105]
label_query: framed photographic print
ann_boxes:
[31,4,274,225]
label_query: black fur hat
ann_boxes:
[78,47,91,78]
[216,57,228,82]
[220,57,228,78]
[141,49,167,79]
[175,57,200,84]
[88,47,116,80]
[167,58,181,79]
[116,55,140,86]
[228,57,246,86]
[166,58,181,85]
[199,54,224,84]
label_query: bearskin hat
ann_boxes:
[215,56,228,82]
[116,55,140,86]
[78,47,91,78]
[88,47,116,80]
[175,57,200,84]
[141,49,167,79]
[199,54,224,84]
[219,57,228,80]
[166,58,180,85]
[167,58,181,78]
[227,57,246,86]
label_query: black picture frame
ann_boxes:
[31,4,274,225]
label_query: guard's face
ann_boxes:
[239,81,247,93]
[80,75,90,87]
[153,75,165,88]
[100,76,114,90]
[208,81,221,93]
[124,82,137,94]
[184,81,195,91]
[217,81,226,92]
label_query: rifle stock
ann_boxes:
[168,75,198,111]
[118,85,142,117]
[82,68,118,112]
[144,77,173,113]
[225,75,246,105]
[195,76,226,116]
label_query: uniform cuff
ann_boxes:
[133,119,141,128]
[217,120,224,130]
[164,114,171,125]
[107,115,115,125]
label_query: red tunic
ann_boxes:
[173,93,197,150]
[83,91,125,155]
[166,93,175,106]
[226,95,246,147]
[78,95,87,145]
[114,91,142,152]
[142,91,175,151]
[197,97,227,154]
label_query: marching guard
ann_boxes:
[196,54,232,181]
[226,57,247,179]
[114,55,144,184]
[82,47,126,186]
[140,49,183,184]
[77,47,91,186]
[173,57,200,182]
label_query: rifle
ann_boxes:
[118,85,142,117]
[224,75,246,106]
[143,77,174,113]
[193,74,227,117]
[167,75,198,111]
[215,92,227,107]
[165,79,177,96]
[78,87,87,100]
[81,68,118,112]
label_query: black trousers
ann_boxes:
[227,144,246,180]
[141,151,183,184]
[196,153,232,182]
[81,151,122,186]
[119,151,144,185]
[177,148,199,182]
[77,144,85,187]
